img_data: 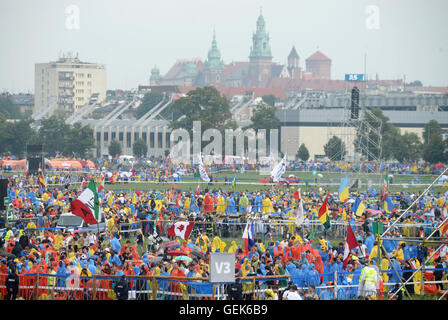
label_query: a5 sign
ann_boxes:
[210,253,235,283]
[345,74,366,81]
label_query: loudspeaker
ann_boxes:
[0,179,8,211]
[350,86,360,120]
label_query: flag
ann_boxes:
[384,193,396,214]
[167,221,195,240]
[38,170,45,189]
[437,217,448,236]
[338,175,350,202]
[383,174,389,193]
[70,180,100,225]
[97,173,105,192]
[350,179,359,191]
[293,188,301,200]
[107,193,115,207]
[109,172,118,184]
[352,197,366,217]
[242,220,255,254]
[270,154,287,182]
[295,199,305,226]
[343,224,358,270]
[318,195,331,229]
[232,176,236,191]
[79,178,87,192]
[198,153,210,183]
[25,161,29,177]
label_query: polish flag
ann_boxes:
[168,221,195,240]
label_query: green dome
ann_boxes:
[150,66,161,80]
[204,31,225,71]
[249,12,272,59]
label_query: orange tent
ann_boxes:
[0,159,27,169]
[46,160,83,169]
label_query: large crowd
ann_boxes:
[0,159,447,301]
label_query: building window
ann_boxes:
[87,81,92,86]
[87,74,92,78]
[150,132,154,148]
[166,132,171,148]
[158,132,162,146]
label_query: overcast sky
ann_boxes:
[1,0,447,92]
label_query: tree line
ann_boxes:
[0,113,94,159]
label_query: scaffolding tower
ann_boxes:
[326,87,383,191]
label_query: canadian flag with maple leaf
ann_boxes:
[168,221,195,240]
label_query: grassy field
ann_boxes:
[102,169,447,194]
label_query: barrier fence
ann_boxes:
[1,269,446,300]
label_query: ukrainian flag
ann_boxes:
[338,175,350,202]
[352,196,366,217]
[384,194,396,213]
[232,176,236,190]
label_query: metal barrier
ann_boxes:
[1,269,446,300]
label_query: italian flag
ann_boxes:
[318,195,331,229]
[167,221,195,240]
[70,180,99,225]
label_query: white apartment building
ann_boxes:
[34,53,106,115]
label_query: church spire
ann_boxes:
[204,29,225,71]
[250,10,272,59]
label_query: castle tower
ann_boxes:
[305,50,331,80]
[287,46,301,80]
[244,10,273,88]
[203,30,225,86]
[150,66,161,85]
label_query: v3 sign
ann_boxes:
[210,253,235,283]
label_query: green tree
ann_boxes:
[64,122,95,158]
[4,118,36,157]
[109,139,122,158]
[324,136,346,161]
[135,91,164,119]
[423,120,442,145]
[423,133,445,163]
[170,86,235,133]
[393,132,422,162]
[132,138,148,158]
[262,94,276,107]
[37,115,71,156]
[249,102,280,131]
[0,95,22,119]
[296,143,310,161]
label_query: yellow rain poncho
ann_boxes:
[227,241,238,253]
[211,236,227,253]
[216,195,226,214]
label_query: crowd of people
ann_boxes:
[0,160,447,301]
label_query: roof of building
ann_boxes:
[177,85,287,100]
[163,59,204,80]
[306,50,331,61]
[288,46,299,59]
